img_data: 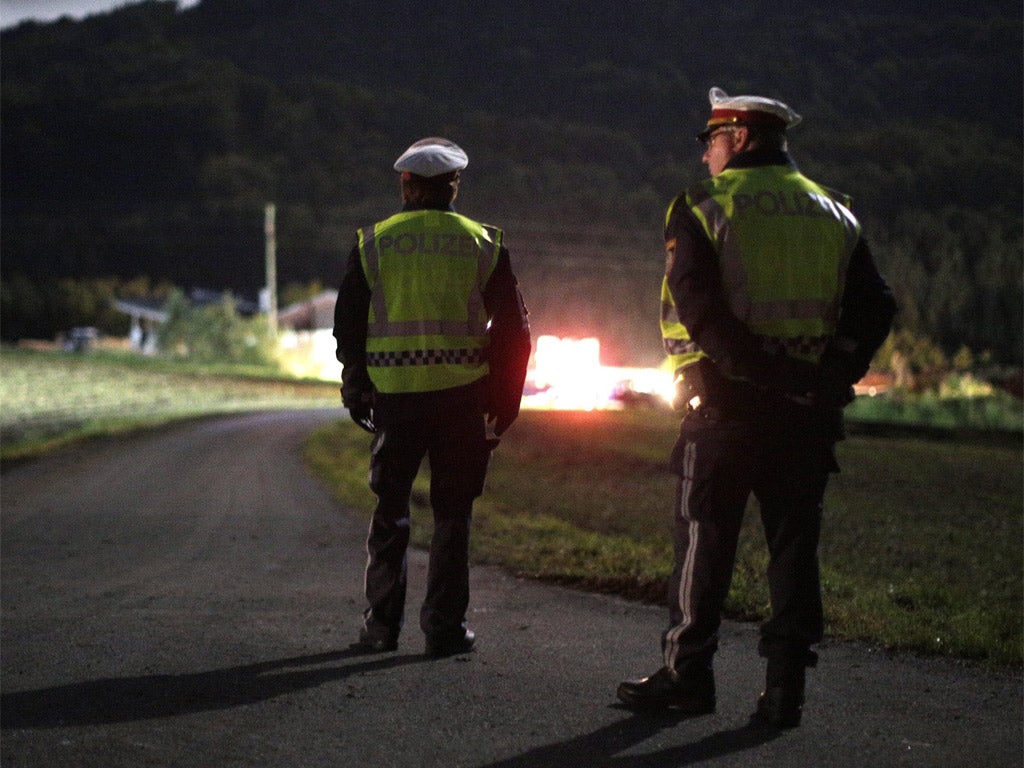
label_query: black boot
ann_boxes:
[617,659,716,715]
[424,628,476,658]
[353,617,399,653]
[754,657,806,728]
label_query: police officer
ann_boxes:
[617,89,896,726]
[334,137,531,658]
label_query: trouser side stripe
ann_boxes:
[665,441,697,671]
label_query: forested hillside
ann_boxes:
[2,0,1021,364]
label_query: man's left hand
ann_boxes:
[348,403,376,433]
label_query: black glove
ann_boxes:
[485,373,522,436]
[487,409,515,437]
[815,352,857,408]
[348,403,376,433]
[341,385,376,434]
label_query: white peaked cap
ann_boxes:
[393,137,469,177]
[698,86,802,140]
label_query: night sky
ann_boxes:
[1,0,198,28]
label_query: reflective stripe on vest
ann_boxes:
[358,210,501,393]
[660,274,704,375]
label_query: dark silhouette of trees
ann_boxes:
[2,0,1021,362]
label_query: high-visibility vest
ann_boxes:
[661,164,861,377]
[359,209,501,393]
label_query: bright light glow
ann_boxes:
[624,366,678,404]
[530,335,603,410]
[523,334,672,411]
[277,329,342,381]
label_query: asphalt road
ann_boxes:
[1,410,1020,768]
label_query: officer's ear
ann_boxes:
[732,126,752,152]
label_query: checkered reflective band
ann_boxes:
[367,348,484,367]
[760,335,828,359]
[664,337,700,355]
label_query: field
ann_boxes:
[0,348,338,459]
[3,347,1022,667]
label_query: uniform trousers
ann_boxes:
[663,405,837,673]
[363,393,492,642]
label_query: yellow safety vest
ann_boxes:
[661,164,861,377]
[359,210,501,393]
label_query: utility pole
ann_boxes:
[264,202,278,335]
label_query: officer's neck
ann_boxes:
[726,147,794,171]
[402,202,456,212]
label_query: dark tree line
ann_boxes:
[2,0,1021,363]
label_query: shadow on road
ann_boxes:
[1,648,423,729]
[477,708,782,768]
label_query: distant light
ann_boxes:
[530,335,604,410]
[523,334,673,411]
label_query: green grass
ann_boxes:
[0,347,337,460]
[847,389,1023,432]
[306,409,1023,668]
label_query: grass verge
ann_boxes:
[306,409,1023,668]
[0,347,337,461]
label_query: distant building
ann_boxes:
[276,290,341,381]
[853,371,895,397]
[112,290,260,355]
[276,290,336,332]
[112,296,167,354]
[110,287,348,381]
